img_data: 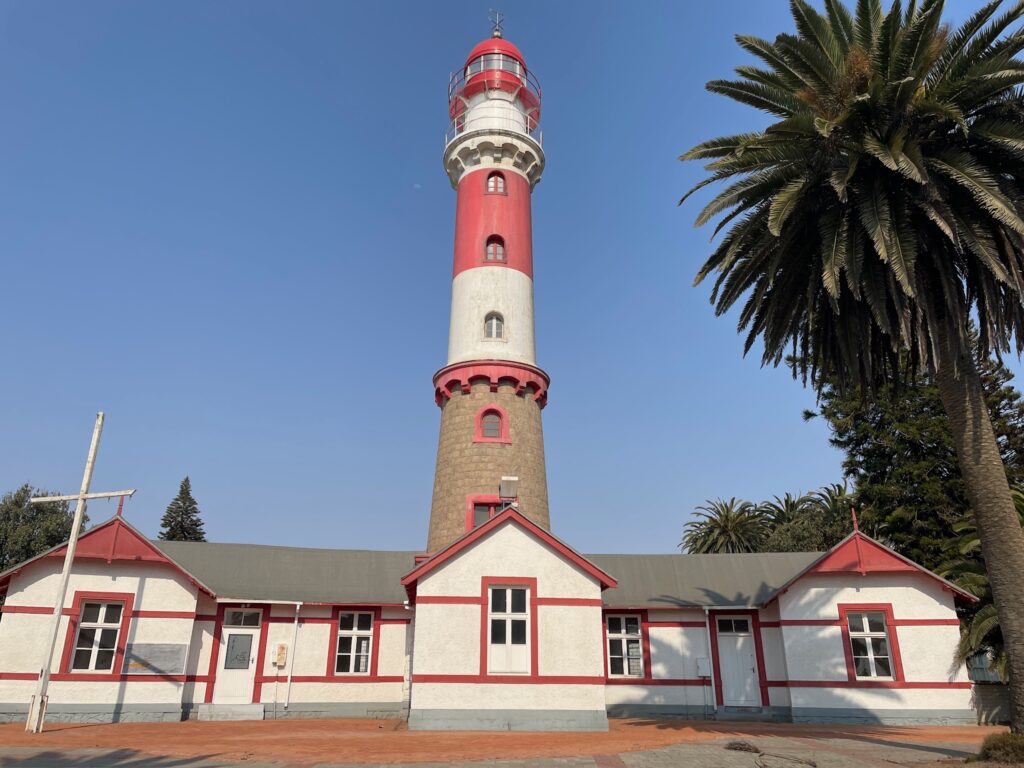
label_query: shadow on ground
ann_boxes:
[619,718,975,759]
[0,751,221,768]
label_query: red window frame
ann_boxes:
[604,612,645,678]
[327,606,383,678]
[465,494,504,531]
[837,603,905,683]
[479,576,538,678]
[59,591,135,679]
[473,404,511,444]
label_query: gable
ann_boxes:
[764,532,975,605]
[415,521,604,599]
[402,509,617,599]
[807,534,918,575]
[0,516,214,597]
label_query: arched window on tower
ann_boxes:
[474,405,510,444]
[485,235,506,262]
[485,312,504,339]
[481,411,501,438]
[486,172,506,194]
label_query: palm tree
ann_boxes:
[939,487,1024,680]
[681,497,769,553]
[809,482,855,516]
[680,0,1024,731]
[758,491,813,525]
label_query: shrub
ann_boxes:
[724,740,760,753]
[978,733,1024,764]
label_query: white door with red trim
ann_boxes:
[716,616,759,707]
[213,609,262,705]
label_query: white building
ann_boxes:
[0,27,979,730]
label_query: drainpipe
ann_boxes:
[284,602,302,710]
[703,607,717,715]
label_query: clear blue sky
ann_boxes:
[1,0,1013,554]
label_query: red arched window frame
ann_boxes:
[485,236,506,262]
[474,404,511,444]
[486,172,506,194]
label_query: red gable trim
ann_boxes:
[401,508,617,593]
[0,516,215,598]
[763,532,976,606]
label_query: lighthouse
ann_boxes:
[426,25,550,551]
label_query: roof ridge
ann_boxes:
[150,539,421,556]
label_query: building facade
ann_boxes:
[0,29,980,730]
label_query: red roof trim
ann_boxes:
[400,508,617,592]
[0,516,215,597]
[763,531,976,605]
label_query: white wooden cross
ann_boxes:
[25,412,135,733]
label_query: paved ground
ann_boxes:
[0,719,1009,767]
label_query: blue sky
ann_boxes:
[0,0,1012,554]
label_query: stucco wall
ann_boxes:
[417,524,598,598]
[409,520,607,729]
[777,572,972,718]
[0,560,200,718]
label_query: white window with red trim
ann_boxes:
[847,611,893,679]
[488,586,529,674]
[71,602,124,672]
[336,611,373,675]
[606,615,643,677]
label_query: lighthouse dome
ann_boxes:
[464,37,526,69]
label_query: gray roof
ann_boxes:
[151,540,417,604]
[589,552,822,608]
[151,540,821,608]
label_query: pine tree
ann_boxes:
[158,477,206,542]
[808,349,1024,572]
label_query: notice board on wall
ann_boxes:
[122,643,188,675]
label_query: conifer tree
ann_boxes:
[158,477,206,542]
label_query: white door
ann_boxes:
[213,609,262,705]
[716,616,759,706]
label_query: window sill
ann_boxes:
[474,436,512,444]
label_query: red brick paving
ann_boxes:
[0,718,1007,765]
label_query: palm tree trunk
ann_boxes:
[933,326,1024,734]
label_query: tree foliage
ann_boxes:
[158,477,207,542]
[680,0,1024,731]
[938,488,1024,680]
[681,0,1024,387]
[681,498,770,553]
[0,484,83,573]
[809,347,1024,570]
[762,484,855,552]
[681,486,854,554]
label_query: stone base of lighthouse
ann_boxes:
[427,362,550,551]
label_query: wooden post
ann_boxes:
[25,412,135,733]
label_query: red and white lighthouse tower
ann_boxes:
[427,26,550,552]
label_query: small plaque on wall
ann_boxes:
[122,643,187,675]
